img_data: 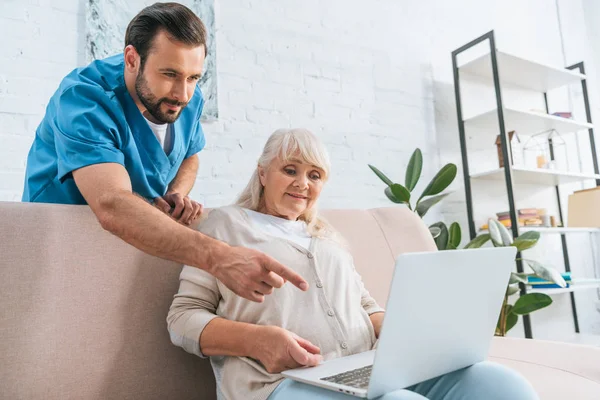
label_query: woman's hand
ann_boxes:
[369,312,385,338]
[251,326,322,374]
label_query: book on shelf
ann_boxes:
[496,209,540,218]
[528,273,572,286]
[552,111,573,119]
[529,283,571,289]
[480,218,543,230]
[480,208,546,229]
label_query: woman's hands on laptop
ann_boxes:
[252,326,322,374]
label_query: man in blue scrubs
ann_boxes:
[21,2,308,302]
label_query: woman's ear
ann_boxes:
[257,165,266,186]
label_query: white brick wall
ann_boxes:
[1,0,599,341]
[0,0,440,216]
[0,0,85,201]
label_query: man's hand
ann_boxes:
[154,191,203,225]
[251,326,322,374]
[210,244,309,302]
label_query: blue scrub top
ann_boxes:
[22,54,206,204]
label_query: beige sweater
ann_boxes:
[167,205,384,400]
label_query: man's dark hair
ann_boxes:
[125,2,207,69]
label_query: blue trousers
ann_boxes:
[269,361,539,400]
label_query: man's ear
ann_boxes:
[124,45,140,72]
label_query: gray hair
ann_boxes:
[235,128,335,239]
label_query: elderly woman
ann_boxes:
[167,129,538,400]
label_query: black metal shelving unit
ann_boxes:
[452,30,600,339]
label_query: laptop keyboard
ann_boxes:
[320,365,373,389]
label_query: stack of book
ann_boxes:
[496,208,543,228]
[527,272,572,289]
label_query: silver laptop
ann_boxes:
[282,247,516,398]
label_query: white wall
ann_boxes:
[0,0,86,201]
[1,0,599,342]
[0,0,441,215]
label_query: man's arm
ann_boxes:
[168,154,198,195]
[74,162,216,269]
[73,162,309,301]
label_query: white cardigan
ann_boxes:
[167,205,384,400]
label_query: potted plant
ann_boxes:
[465,219,566,336]
[369,148,460,249]
[369,150,565,336]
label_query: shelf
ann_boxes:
[479,227,600,234]
[471,167,600,186]
[459,51,586,92]
[527,280,600,295]
[464,107,593,135]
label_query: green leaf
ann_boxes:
[509,272,529,284]
[390,183,411,203]
[464,234,491,249]
[488,219,505,247]
[512,231,540,252]
[405,149,423,192]
[525,259,567,288]
[384,187,403,204]
[497,304,518,335]
[506,284,520,296]
[429,226,442,239]
[430,222,449,250]
[505,310,518,333]
[368,164,393,186]
[415,193,450,218]
[512,293,553,315]
[448,222,461,249]
[418,163,458,201]
[496,220,513,245]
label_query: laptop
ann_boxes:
[282,247,517,398]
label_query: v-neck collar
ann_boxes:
[116,85,183,179]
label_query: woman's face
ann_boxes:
[258,156,325,220]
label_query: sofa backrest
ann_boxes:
[0,202,435,400]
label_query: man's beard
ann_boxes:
[135,71,188,124]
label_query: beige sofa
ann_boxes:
[1,202,599,399]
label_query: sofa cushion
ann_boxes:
[489,337,600,400]
[1,203,214,399]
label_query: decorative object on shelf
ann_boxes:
[368,149,460,250]
[495,131,522,168]
[464,219,566,336]
[568,187,600,228]
[522,129,568,171]
[552,111,573,119]
[538,208,551,227]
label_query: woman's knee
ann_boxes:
[458,361,539,400]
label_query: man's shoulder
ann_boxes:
[56,54,125,102]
